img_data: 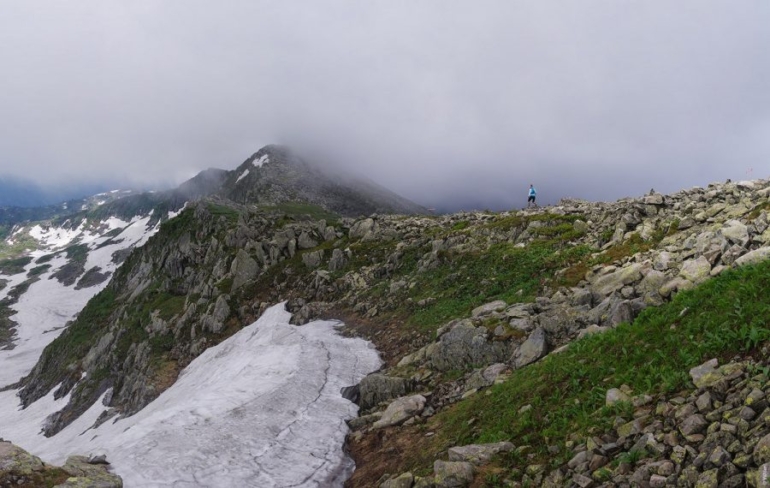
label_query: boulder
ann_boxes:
[428,321,510,372]
[747,463,770,488]
[513,328,548,369]
[358,374,414,410]
[350,218,377,239]
[297,231,318,250]
[471,300,507,317]
[381,472,414,488]
[302,250,324,269]
[606,388,631,406]
[720,219,750,246]
[756,434,770,466]
[229,249,259,291]
[447,442,514,465]
[328,248,348,272]
[679,256,712,284]
[372,395,427,429]
[433,460,474,488]
[735,247,770,267]
[590,263,644,297]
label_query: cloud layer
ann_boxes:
[1,1,768,210]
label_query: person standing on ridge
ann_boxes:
[527,184,537,208]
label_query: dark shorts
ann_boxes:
[528,195,536,202]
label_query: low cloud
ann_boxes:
[1,1,768,210]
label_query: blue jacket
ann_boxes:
[528,187,536,197]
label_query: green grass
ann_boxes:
[431,258,770,472]
[207,203,240,223]
[405,241,591,332]
[146,291,187,321]
[261,201,340,227]
[0,232,37,260]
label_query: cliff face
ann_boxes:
[9,175,770,486]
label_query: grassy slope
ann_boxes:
[420,258,770,482]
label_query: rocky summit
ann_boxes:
[5,159,770,487]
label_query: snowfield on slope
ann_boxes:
[0,216,158,386]
[0,304,381,488]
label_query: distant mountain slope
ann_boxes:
[220,145,427,217]
[0,177,114,208]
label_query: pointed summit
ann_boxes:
[219,145,426,217]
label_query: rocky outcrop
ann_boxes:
[0,441,121,487]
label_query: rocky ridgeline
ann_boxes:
[338,179,770,486]
[15,176,770,485]
[0,440,121,487]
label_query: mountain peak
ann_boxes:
[219,145,426,217]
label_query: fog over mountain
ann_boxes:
[1,1,768,211]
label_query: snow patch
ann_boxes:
[0,217,158,387]
[167,204,187,220]
[236,168,250,183]
[0,304,380,487]
[253,154,269,168]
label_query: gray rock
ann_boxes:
[608,300,634,327]
[720,219,749,246]
[735,247,770,267]
[302,250,324,269]
[606,388,631,406]
[471,300,507,317]
[590,263,644,297]
[747,463,770,488]
[679,414,708,436]
[433,460,474,488]
[465,364,508,390]
[373,395,427,429]
[756,433,770,465]
[358,374,414,411]
[350,218,377,239]
[679,256,712,284]
[428,321,510,372]
[328,248,348,272]
[381,472,414,488]
[644,193,665,205]
[297,231,319,250]
[513,328,548,369]
[230,249,259,291]
[577,324,609,339]
[447,442,514,465]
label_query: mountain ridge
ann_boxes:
[4,174,770,486]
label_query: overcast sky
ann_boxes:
[1,1,769,211]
